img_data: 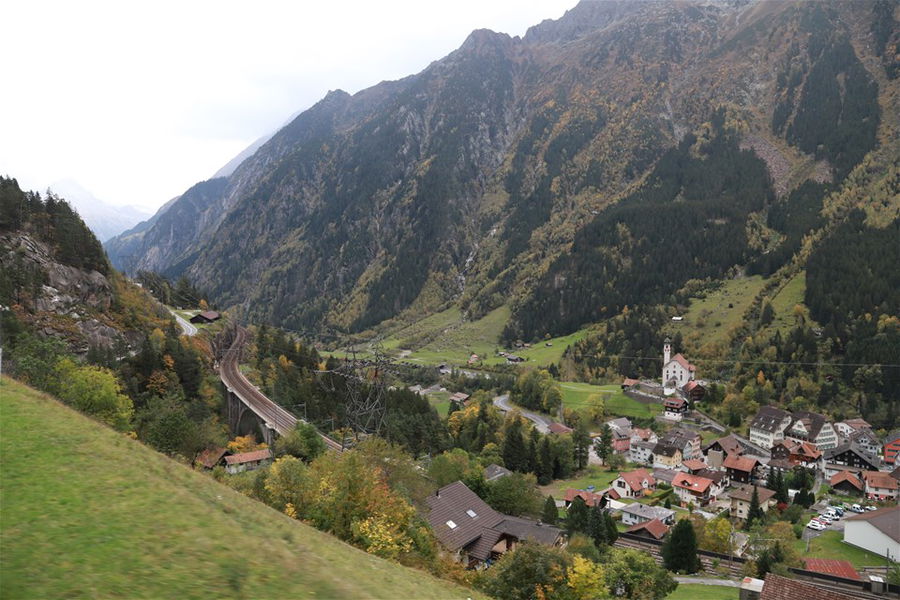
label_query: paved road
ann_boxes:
[220,327,343,452]
[493,394,553,433]
[674,577,740,587]
[169,309,198,336]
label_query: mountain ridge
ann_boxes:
[104,0,898,341]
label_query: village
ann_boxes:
[411,338,900,594]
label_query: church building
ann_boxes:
[661,337,696,395]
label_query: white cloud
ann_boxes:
[0,0,573,211]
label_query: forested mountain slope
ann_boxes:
[106,0,898,341]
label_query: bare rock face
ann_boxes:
[2,232,121,352]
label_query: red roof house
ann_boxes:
[627,518,669,540]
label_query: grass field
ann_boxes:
[671,275,767,354]
[666,583,739,599]
[540,465,620,498]
[768,271,808,332]
[373,305,591,367]
[0,377,478,599]
[559,382,662,419]
[793,530,888,569]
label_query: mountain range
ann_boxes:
[105,0,899,341]
[49,179,150,243]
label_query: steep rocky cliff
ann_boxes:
[106,0,899,338]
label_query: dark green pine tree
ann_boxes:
[756,542,786,578]
[588,505,608,547]
[661,519,700,573]
[604,511,618,543]
[594,425,613,465]
[542,495,558,526]
[447,399,462,417]
[747,486,765,529]
[566,496,590,535]
[502,419,528,472]
[527,428,540,474]
[537,436,554,485]
[573,424,591,471]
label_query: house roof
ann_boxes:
[548,422,573,435]
[829,471,863,491]
[788,411,829,440]
[703,434,744,456]
[683,380,702,393]
[891,465,900,482]
[885,429,900,445]
[195,447,227,469]
[449,392,470,403]
[631,427,654,441]
[660,427,699,449]
[606,417,633,431]
[627,518,669,540]
[653,442,680,458]
[225,448,272,465]
[652,468,678,484]
[760,573,856,600]
[696,468,727,484]
[682,459,707,471]
[862,470,899,490]
[844,505,900,542]
[564,488,606,507]
[617,469,655,492]
[803,559,860,580]
[426,481,505,552]
[622,378,640,387]
[723,454,758,473]
[750,406,791,433]
[494,515,562,546]
[620,503,674,522]
[191,310,220,322]
[672,472,713,494]
[840,418,871,432]
[664,397,686,409]
[825,441,882,468]
[729,485,776,504]
[483,463,512,481]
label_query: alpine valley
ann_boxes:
[106,0,898,419]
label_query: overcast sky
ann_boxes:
[1,1,574,212]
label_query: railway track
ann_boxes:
[220,327,344,453]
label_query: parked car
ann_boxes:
[866,505,877,511]
[824,510,840,520]
[807,520,826,531]
[851,504,863,512]
[817,514,833,524]
[830,506,844,516]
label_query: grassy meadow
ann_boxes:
[0,377,478,599]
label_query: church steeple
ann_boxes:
[663,337,672,365]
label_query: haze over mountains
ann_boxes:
[49,179,150,242]
[106,0,899,340]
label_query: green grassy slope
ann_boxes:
[0,377,477,599]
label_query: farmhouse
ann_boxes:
[825,441,882,472]
[784,410,838,450]
[427,481,563,568]
[189,310,221,324]
[723,454,759,484]
[612,469,656,498]
[672,472,714,506]
[862,470,898,501]
[883,430,900,465]
[829,471,864,496]
[224,448,272,474]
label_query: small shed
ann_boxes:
[225,448,272,474]
[195,447,227,470]
[190,310,221,324]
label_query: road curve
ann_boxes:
[493,394,553,434]
[220,327,343,452]
[169,309,198,336]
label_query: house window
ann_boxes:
[446,520,457,529]
[466,510,477,518]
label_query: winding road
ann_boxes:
[169,309,198,336]
[220,327,343,452]
[493,394,553,434]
